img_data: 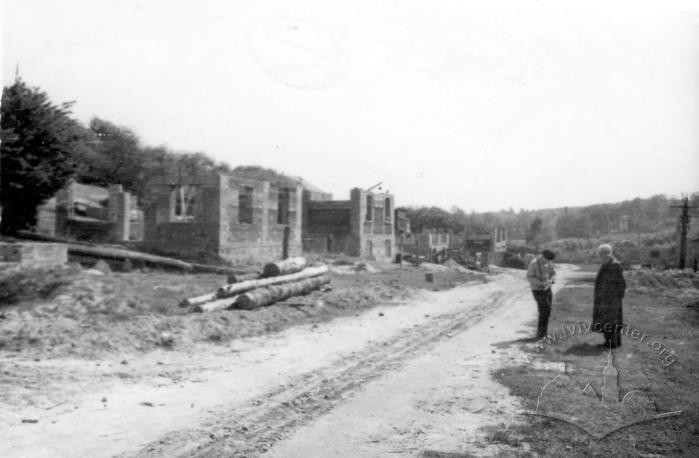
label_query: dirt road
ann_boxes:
[1,267,572,457]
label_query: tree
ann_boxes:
[526,216,543,248]
[1,79,85,234]
[74,117,146,196]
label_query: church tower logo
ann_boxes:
[524,349,682,439]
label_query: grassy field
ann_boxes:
[487,271,699,456]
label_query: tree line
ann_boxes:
[0,79,283,234]
[402,192,698,247]
[2,79,695,244]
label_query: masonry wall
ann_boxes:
[218,176,302,263]
[144,173,302,264]
[351,188,396,260]
[143,174,222,259]
[302,198,353,254]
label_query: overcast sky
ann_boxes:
[2,0,698,211]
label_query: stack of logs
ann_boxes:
[180,257,330,312]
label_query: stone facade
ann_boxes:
[143,172,302,264]
[303,187,396,260]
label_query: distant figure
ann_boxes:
[593,244,626,349]
[527,249,556,339]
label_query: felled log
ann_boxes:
[16,230,124,248]
[217,265,328,298]
[190,263,247,275]
[262,257,307,278]
[68,245,193,270]
[192,296,238,313]
[180,291,218,308]
[226,272,260,284]
[235,276,330,310]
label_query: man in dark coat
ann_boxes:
[593,244,626,348]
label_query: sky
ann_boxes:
[2,0,698,212]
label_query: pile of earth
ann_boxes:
[625,269,699,295]
[0,264,445,359]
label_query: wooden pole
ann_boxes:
[192,296,239,313]
[217,265,328,298]
[235,276,330,310]
[180,291,218,308]
[261,256,307,278]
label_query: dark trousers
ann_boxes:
[604,328,622,348]
[532,289,552,338]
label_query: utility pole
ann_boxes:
[670,197,698,269]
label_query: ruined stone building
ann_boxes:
[302,188,396,260]
[143,172,303,263]
[35,179,143,243]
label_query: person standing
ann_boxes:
[527,249,556,339]
[593,244,626,349]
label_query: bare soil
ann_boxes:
[0,262,479,359]
[0,262,530,458]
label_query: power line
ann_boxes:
[669,197,698,269]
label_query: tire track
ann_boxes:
[128,284,529,458]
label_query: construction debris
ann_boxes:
[262,257,307,278]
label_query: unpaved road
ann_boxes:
[1,266,573,457]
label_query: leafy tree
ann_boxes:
[526,216,543,247]
[0,79,85,234]
[73,117,147,196]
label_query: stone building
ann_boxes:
[302,188,396,260]
[143,172,303,263]
[35,179,143,243]
[399,229,450,262]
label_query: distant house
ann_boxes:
[462,226,508,266]
[35,179,143,243]
[142,171,303,263]
[399,228,450,262]
[302,188,396,260]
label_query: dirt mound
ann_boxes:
[329,261,381,275]
[0,267,455,359]
[0,264,83,306]
[625,269,699,295]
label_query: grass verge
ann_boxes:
[485,274,699,456]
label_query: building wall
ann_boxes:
[302,197,353,254]
[350,188,395,260]
[35,180,139,242]
[302,188,396,260]
[218,176,302,262]
[143,173,222,259]
[144,172,302,264]
[399,231,449,261]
